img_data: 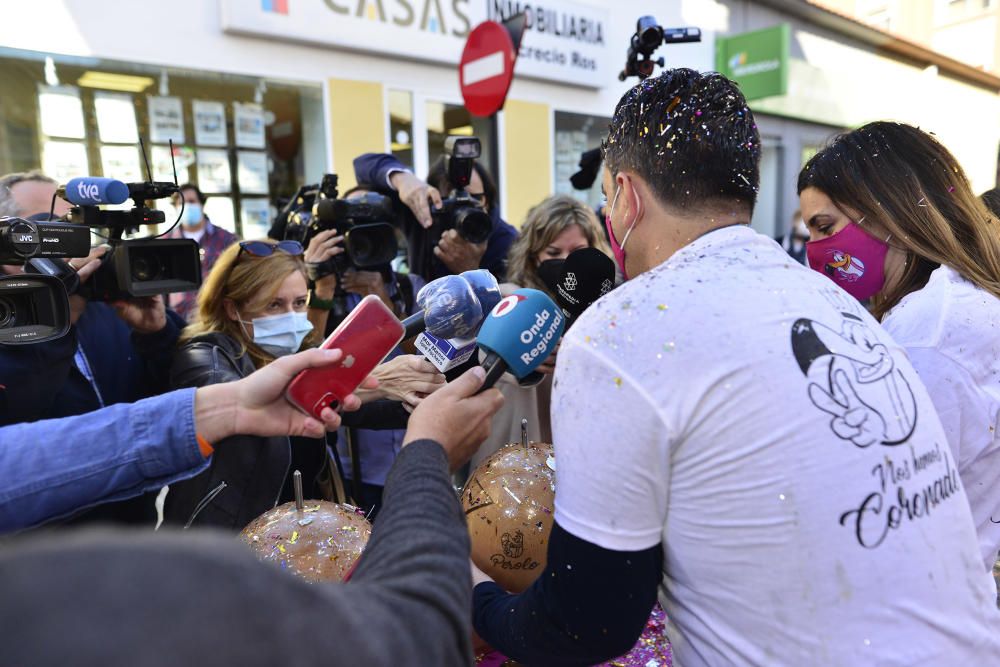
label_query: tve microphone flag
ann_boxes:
[59,178,130,206]
[476,288,565,391]
[402,274,484,340]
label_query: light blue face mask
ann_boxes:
[181,203,203,227]
[241,311,313,357]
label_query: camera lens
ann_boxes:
[454,208,493,245]
[0,297,16,328]
[131,254,164,282]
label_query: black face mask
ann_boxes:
[536,258,565,293]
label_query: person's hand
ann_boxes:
[391,171,442,229]
[537,341,560,375]
[111,295,167,334]
[67,246,109,325]
[363,355,445,408]
[434,229,486,274]
[402,366,504,471]
[341,268,387,299]
[194,348,378,443]
[305,229,345,298]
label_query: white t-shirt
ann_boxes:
[181,225,206,244]
[882,265,1000,570]
[552,225,1000,667]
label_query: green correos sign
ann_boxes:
[716,24,790,101]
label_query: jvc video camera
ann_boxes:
[431,136,492,245]
[284,173,398,280]
[0,216,91,263]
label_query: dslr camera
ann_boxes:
[431,136,492,244]
[284,173,398,280]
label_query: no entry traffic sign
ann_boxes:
[459,21,518,117]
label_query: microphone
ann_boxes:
[460,269,502,314]
[402,274,484,340]
[57,177,130,206]
[542,247,616,325]
[476,288,566,392]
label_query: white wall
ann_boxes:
[0,0,713,124]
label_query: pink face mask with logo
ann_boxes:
[806,222,888,301]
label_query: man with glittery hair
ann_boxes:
[472,68,1000,665]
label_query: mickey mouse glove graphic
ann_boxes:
[791,315,918,448]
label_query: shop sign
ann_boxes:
[715,24,790,101]
[220,0,610,88]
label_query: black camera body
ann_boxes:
[431,136,492,245]
[0,216,91,264]
[284,174,399,280]
[68,181,202,301]
[81,239,202,302]
[618,17,701,81]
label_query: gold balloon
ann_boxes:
[462,441,556,593]
[240,501,371,583]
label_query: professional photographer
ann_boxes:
[305,184,444,519]
[164,183,238,321]
[354,139,517,282]
[165,237,439,529]
[0,172,184,439]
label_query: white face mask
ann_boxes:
[240,311,313,357]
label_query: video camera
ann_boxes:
[283,173,398,281]
[618,16,701,81]
[431,136,492,245]
[0,142,202,345]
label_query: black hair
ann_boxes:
[602,68,760,213]
[426,158,499,212]
[179,183,207,205]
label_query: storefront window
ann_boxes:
[389,90,413,169]
[0,49,325,238]
[554,111,609,210]
[425,101,496,184]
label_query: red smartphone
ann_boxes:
[286,294,405,420]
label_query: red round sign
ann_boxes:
[459,21,517,118]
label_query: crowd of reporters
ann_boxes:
[8,60,1000,666]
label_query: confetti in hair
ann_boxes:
[603,68,761,211]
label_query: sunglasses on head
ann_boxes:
[236,240,304,259]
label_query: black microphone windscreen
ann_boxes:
[555,247,616,320]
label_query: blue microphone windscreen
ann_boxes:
[416,274,484,339]
[460,269,502,314]
[477,288,565,379]
[64,177,130,206]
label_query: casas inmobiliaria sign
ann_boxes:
[220,0,610,88]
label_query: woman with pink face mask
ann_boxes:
[798,121,1000,574]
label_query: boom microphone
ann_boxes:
[540,247,616,325]
[58,177,130,206]
[401,274,484,340]
[475,288,566,392]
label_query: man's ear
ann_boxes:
[616,171,644,223]
[223,298,240,322]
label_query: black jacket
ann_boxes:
[164,332,413,529]
[164,332,291,530]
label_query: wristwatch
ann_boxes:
[307,290,336,310]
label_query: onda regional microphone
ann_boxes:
[475,288,566,392]
[57,177,130,206]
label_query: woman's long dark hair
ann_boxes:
[798,121,1000,319]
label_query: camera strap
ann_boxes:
[74,343,105,409]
